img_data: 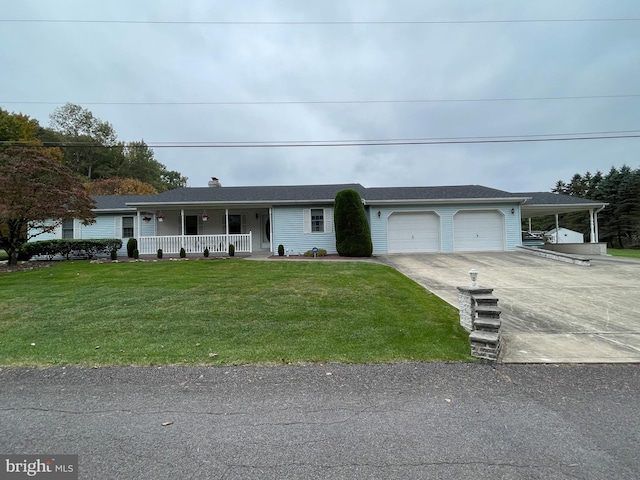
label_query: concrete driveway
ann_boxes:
[380,252,640,363]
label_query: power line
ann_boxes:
[3,130,639,149]
[3,94,640,107]
[2,18,639,25]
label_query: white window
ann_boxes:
[311,209,324,232]
[62,219,74,239]
[221,214,247,234]
[303,208,333,234]
[122,217,134,238]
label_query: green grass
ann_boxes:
[0,259,471,367]
[608,249,640,259]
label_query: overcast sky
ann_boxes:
[2,1,639,192]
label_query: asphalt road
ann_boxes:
[1,363,639,479]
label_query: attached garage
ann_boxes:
[387,212,440,253]
[453,210,505,251]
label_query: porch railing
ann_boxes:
[138,233,252,255]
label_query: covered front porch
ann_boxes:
[133,207,272,255]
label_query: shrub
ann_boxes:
[133,249,139,260]
[179,247,186,258]
[303,248,327,257]
[110,249,117,260]
[278,244,285,256]
[157,248,163,259]
[228,243,235,257]
[22,239,123,260]
[204,247,209,257]
[127,238,137,258]
[334,189,373,257]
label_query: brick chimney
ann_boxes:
[208,177,221,187]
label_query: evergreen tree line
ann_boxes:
[1,103,187,193]
[536,165,640,248]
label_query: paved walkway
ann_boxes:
[379,252,640,363]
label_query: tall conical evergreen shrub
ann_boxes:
[334,189,373,257]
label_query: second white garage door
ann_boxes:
[453,210,504,251]
[388,212,440,253]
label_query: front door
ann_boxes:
[261,214,271,249]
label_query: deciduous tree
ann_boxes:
[49,103,118,180]
[87,177,158,195]
[0,146,96,265]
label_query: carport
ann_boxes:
[516,191,607,244]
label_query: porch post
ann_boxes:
[269,207,273,253]
[594,209,600,243]
[181,209,185,247]
[136,210,141,251]
[589,209,596,243]
[555,214,560,243]
[225,208,229,250]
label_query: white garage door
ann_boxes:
[388,212,440,253]
[454,211,505,251]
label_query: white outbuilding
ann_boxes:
[545,227,584,244]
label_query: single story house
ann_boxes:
[38,179,606,256]
[545,227,584,244]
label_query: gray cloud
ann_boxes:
[2,0,639,191]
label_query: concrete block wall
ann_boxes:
[543,243,607,256]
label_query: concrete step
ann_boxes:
[472,293,499,306]
[475,305,501,318]
[474,317,501,331]
[469,330,500,346]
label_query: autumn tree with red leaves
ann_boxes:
[0,146,96,265]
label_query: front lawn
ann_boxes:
[0,260,471,366]
[608,249,640,259]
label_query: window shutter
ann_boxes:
[324,208,333,233]
[303,209,311,234]
[115,217,122,238]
